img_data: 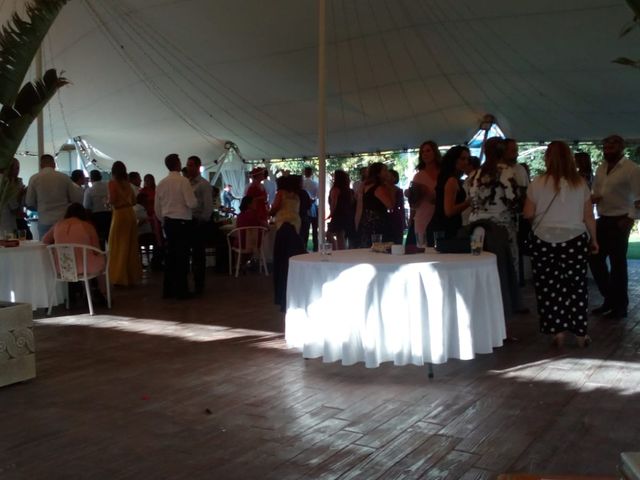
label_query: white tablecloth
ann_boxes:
[0,241,63,310]
[285,249,506,368]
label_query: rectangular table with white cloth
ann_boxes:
[285,248,506,368]
[0,240,64,310]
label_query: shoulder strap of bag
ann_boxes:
[531,190,559,233]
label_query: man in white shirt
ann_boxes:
[70,170,87,204]
[504,139,530,191]
[590,135,640,319]
[83,170,112,248]
[156,153,198,300]
[26,154,78,239]
[186,155,214,295]
[302,166,319,251]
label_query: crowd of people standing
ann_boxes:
[2,134,639,349]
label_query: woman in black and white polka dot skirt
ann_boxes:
[523,141,599,348]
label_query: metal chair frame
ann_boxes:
[226,226,269,278]
[46,243,112,316]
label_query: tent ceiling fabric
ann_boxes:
[4,0,640,175]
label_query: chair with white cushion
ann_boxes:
[226,226,269,278]
[46,243,111,316]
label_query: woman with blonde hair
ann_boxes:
[108,161,142,286]
[524,141,598,348]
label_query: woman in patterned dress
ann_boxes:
[524,141,598,348]
[467,137,520,255]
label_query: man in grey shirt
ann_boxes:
[26,154,77,239]
[186,155,214,295]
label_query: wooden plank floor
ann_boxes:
[1,261,639,479]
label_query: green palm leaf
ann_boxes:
[0,0,69,106]
[0,69,68,162]
[626,0,640,18]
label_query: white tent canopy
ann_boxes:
[3,0,640,180]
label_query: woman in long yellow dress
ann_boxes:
[107,161,142,286]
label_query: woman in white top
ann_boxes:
[523,141,598,348]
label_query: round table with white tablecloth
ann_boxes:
[285,248,506,368]
[0,240,63,310]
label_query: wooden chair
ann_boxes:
[226,226,268,278]
[47,243,111,316]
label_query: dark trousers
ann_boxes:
[588,215,633,312]
[91,211,112,250]
[190,220,207,293]
[274,223,306,312]
[163,218,193,298]
[302,215,319,251]
[461,220,520,316]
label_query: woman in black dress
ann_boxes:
[327,170,355,250]
[356,162,395,247]
[429,145,471,242]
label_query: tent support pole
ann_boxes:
[317,0,327,245]
[209,150,231,187]
[36,47,44,160]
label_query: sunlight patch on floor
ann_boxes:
[490,357,639,395]
[35,314,286,347]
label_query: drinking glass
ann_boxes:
[415,232,426,248]
[471,238,483,255]
[470,226,485,255]
[320,242,333,260]
[371,234,383,245]
[17,229,27,241]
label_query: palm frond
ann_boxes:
[0,0,69,106]
[613,57,640,68]
[626,0,640,19]
[0,68,68,161]
[620,19,639,38]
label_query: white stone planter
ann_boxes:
[0,302,36,387]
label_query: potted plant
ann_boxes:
[0,0,69,387]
